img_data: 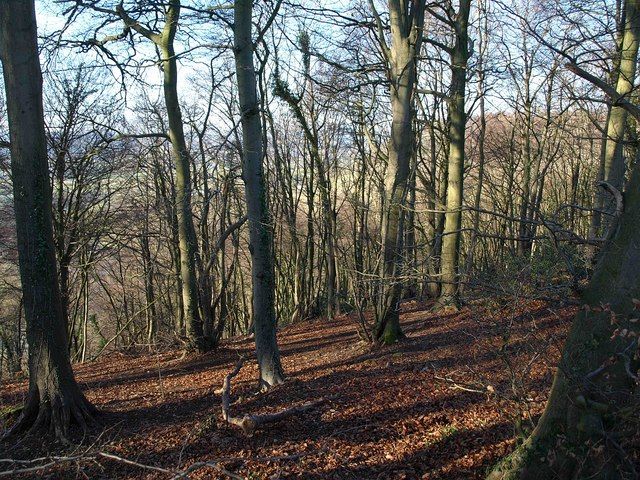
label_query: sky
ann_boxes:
[31,0,617,124]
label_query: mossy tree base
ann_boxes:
[375,311,405,345]
[434,294,461,313]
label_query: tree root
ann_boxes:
[220,357,326,436]
[3,388,97,443]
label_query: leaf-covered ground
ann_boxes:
[0,299,575,479]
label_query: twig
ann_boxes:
[0,456,86,477]
[0,451,244,479]
[423,363,492,394]
[96,452,173,475]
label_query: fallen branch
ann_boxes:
[423,363,493,394]
[0,451,243,479]
[0,455,88,477]
[220,356,326,436]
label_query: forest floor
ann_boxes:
[0,296,576,479]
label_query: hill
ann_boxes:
[0,299,574,479]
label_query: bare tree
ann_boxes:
[372,0,426,343]
[436,0,472,308]
[0,0,96,440]
[233,0,285,387]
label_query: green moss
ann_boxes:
[487,440,540,480]
[380,319,404,344]
[0,404,22,419]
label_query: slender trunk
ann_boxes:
[403,155,418,299]
[274,35,338,320]
[464,7,487,285]
[80,251,90,363]
[588,106,611,249]
[59,258,73,349]
[316,154,338,320]
[438,0,471,308]
[158,5,205,351]
[517,102,534,257]
[141,216,157,346]
[466,171,485,278]
[234,0,284,388]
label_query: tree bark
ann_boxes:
[374,0,425,343]
[437,0,471,308]
[0,0,96,440]
[234,0,285,388]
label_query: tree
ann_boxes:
[233,0,285,388]
[372,0,426,343]
[273,31,340,322]
[45,68,123,359]
[590,0,640,243]
[0,0,96,440]
[73,0,207,351]
[488,60,640,480]
[463,0,488,285]
[436,0,472,308]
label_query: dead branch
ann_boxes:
[0,456,89,478]
[0,451,244,479]
[423,363,494,394]
[220,356,326,436]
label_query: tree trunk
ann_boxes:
[115,0,205,350]
[80,250,91,363]
[159,4,206,352]
[464,0,488,287]
[0,0,96,440]
[374,0,425,344]
[234,0,285,388]
[437,0,471,308]
[403,155,418,299]
[489,151,640,480]
[141,202,157,346]
[592,0,640,242]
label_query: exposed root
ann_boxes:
[374,312,406,345]
[3,388,97,443]
[260,379,285,393]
